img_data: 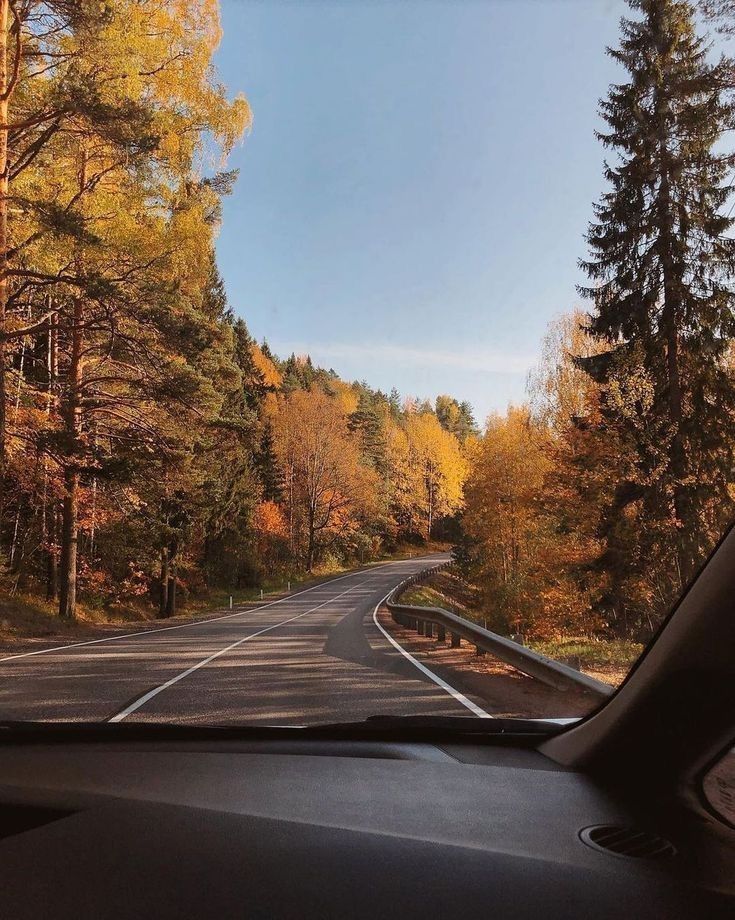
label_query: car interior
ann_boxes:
[2,1,735,917]
[0,527,732,919]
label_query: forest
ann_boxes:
[0,0,473,622]
[460,0,735,644]
[2,0,735,649]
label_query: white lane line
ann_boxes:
[108,580,372,723]
[0,559,421,664]
[371,595,492,719]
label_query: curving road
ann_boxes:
[0,556,491,724]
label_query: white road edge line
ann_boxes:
[0,559,418,663]
[108,579,372,723]
[372,594,492,719]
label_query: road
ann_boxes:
[0,556,491,724]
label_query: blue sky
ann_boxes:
[214,0,630,424]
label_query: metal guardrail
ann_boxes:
[387,567,613,699]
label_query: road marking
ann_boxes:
[0,559,427,664]
[372,595,492,719]
[108,579,373,722]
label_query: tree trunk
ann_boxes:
[656,84,689,582]
[46,505,58,601]
[58,462,79,619]
[426,462,434,541]
[0,1,10,536]
[159,547,169,618]
[166,560,177,618]
[307,529,315,573]
[202,533,210,588]
[288,461,294,554]
[307,502,315,572]
[44,311,58,600]
[58,146,87,620]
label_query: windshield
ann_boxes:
[0,0,732,728]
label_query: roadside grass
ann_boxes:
[0,545,448,648]
[199,571,334,611]
[400,568,480,619]
[400,583,466,617]
[0,591,155,644]
[527,636,644,672]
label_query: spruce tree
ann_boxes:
[231,317,267,410]
[348,391,388,474]
[254,420,283,503]
[578,0,735,589]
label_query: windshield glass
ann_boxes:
[0,0,732,727]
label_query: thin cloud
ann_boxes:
[269,341,534,376]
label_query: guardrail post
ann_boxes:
[425,621,433,638]
[417,620,425,636]
[451,632,460,648]
[475,644,485,657]
[437,625,446,642]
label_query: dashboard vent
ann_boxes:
[580,825,676,860]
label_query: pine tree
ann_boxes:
[435,395,478,442]
[254,420,283,502]
[230,317,267,410]
[578,0,735,592]
[348,391,388,474]
[388,388,401,419]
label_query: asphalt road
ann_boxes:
[0,556,491,725]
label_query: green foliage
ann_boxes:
[576,0,735,616]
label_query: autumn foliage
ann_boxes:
[3,0,734,651]
[0,3,474,619]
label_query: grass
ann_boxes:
[526,636,644,671]
[199,568,346,611]
[0,590,156,644]
[400,583,465,616]
[400,568,479,618]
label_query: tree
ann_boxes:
[404,410,465,540]
[700,0,735,32]
[435,395,477,442]
[0,1,250,617]
[528,312,627,637]
[272,389,378,571]
[578,0,735,599]
[349,389,388,474]
[0,2,485,618]
[462,407,551,635]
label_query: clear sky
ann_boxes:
[214,0,630,424]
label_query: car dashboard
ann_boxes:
[0,734,732,919]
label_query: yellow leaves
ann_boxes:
[463,405,560,634]
[271,389,381,565]
[70,1,250,171]
[527,309,605,432]
[252,344,282,388]
[331,381,359,416]
[464,405,548,544]
[404,410,466,518]
[606,347,655,426]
